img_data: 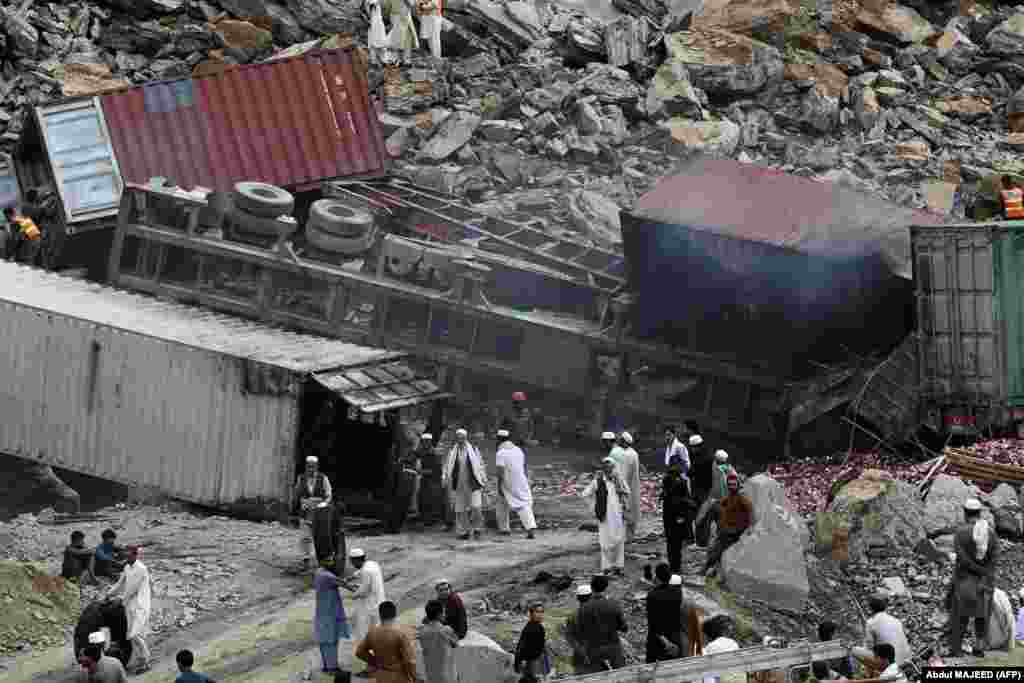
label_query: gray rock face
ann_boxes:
[567,189,622,247]
[665,29,784,97]
[100,18,169,55]
[987,13,1024,56]
[923,474,994,535]
[722,474,809,612]
[219,0,269,17]
[821,469,925,562]
[646,61,705,119]
[478,119,526,143]
[664,117,741,158]
[418,111,482,162]
[285,0,365,35]
[800,86,840,133]
[99,0,185,18]
[3,10,39,58]
[265,2,307,45]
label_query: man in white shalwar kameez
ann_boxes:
[345,548,387,645]
[581,457,630,575]
[495,429,538,539]
[618,432,642,542]
[104,545,151,674]
[442,428,488,540]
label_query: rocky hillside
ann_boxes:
[4,0,1024,226]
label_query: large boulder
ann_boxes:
[818,469,925,562]
[567,190,623,247]
[923,474,994,535]
[856,3,937,45]
[418,112,482,162]
[411,629,517,683]
[691,0,797,36]
[663,29,784,98]
[721,474,809,612]
[987,483,1022,539]
[986,13,1024,56]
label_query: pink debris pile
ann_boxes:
[772,439,1024,516]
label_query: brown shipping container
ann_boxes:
[0,261,443,517]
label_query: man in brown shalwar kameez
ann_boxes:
[949,498,999,657]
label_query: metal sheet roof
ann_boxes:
[0,261,401,374]
[99,49,387,192]
[313,361,451,413]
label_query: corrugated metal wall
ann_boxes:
[0,302,300,508]
[100,48,387,192]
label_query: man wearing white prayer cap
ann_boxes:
[495,428,538,539]
[581,456,630,575]
[562,585,594,674]
[617,431,642,542]
[949,496,998,657]
[442,427,487,539]
[342,547,386,646]
[293,454,334,572]
[603,431,626,470]
[669,574,682,586]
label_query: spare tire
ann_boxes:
[306,221,378,256]
[233,182,294,218]
[308,199,374,238]
[229,207,296,238]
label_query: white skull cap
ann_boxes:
[455,428,468,437]
[306,456,318,463]
[601,431,615,440]
[964,498,983,511]
[349,548,366,558]
[715,450,729,462]
[602,456,615,464]
[435,578,450,587]
[669,574,682,586]
[620,431,633,444]
[497,429,510,437]
[576,584,592,596]
[689,434,704,446]
[421,433,433,440]
[88,632,107,644]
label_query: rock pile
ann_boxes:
[817,468,925,562]
[0,560,80,655]
[3,0,1024,232]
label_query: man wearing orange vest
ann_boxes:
[4,206,41,264]
[1001,176,1024,220]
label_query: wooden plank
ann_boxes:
[559,641,848,683]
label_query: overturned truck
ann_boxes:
[0,260,448,520]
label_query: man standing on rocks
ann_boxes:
[618,431,642,542]
[702,471,751,578]
[345,548,387,647]
[581,456,630,575]
[949,497,999,657]
[495,428,538,539]
[645,563,683,663]
[442,428,487,540]
[104,545,151,674]
[575,575,628,672]
[661,460,692,574]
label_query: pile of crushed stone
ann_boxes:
[0,561,81,655]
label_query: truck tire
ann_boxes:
[306,221,378,255]
[229,207,295,238]
[233,182,294,218]
[308,200,374,238]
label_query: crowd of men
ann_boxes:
[60,416,1024,680]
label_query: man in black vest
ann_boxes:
[294,455,334,572]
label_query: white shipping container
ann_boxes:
[0,262,445,517]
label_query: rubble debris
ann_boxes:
[0,561,80,655]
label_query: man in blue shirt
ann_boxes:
[94,529,125,578]
[176,650,213,683]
